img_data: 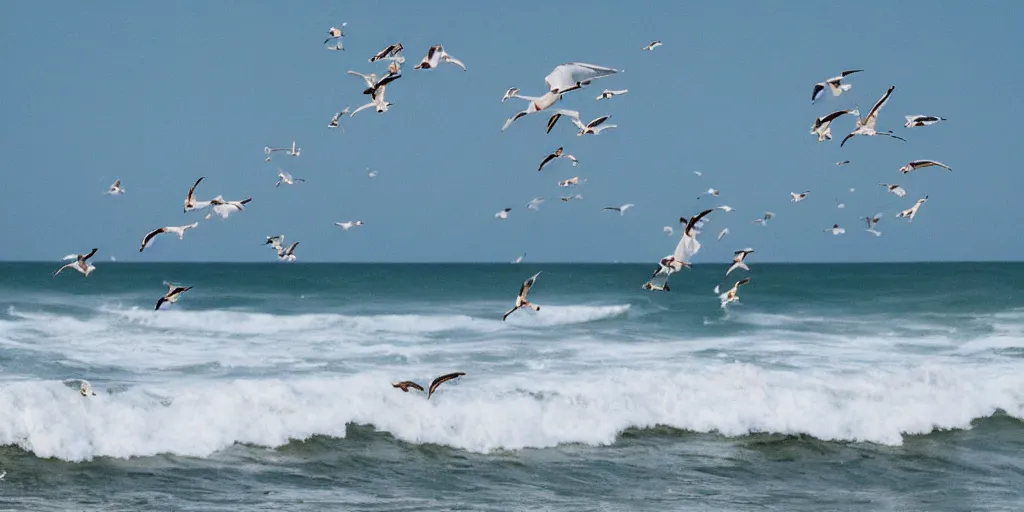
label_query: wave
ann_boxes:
[1,363,1021,461]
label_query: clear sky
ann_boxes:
[1,1,1020,263]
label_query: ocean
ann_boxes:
[0,262,1022,511]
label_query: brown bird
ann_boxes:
[391,372,466,399]
[392,381,424,393]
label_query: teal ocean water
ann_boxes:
[1,262,1022,511]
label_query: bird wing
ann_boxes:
[53,262,74,277]
[375,72,402,89]
[502,305,520,322]
[839,133,856,147]
[347,70,375,88]
[818,109,854,124]
[285,242,299,255]
[864,86,895,128]
[428,372,466,398]
[736,278,751,288]
[686,209,714,235]
[80,248,98,262]
[519,271,542,299]
[545,109,581,134]
[545,63,619,94]
[811,83,825,103]
[393,381,425,392]
[538,153,557,172]
[139,228,166,252]
[444,55,467,71]
[912,160,952,171]
[187,176,205,202]
[350,100,376,117]
[841,69,863,78]
[502,110,529,132]
[155,296,167,310]
[112,179,121,188]
[587,115,611,129]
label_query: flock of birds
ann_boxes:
[50,27,953,400]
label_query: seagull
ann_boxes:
[811,109,859,142]
[367,169,378,178]
[879,183,908,198]
[642,40,663,51]
[811,70,862,103]
[753,211,775,226]
[825,224,846,235]
[717,228,730,241]
[391,372,466,399]
[837,160,851,166]
[836,198,845,209]
[557,176,584,187]
[328,107,351,130]
[596,89,628,100]
[697,188,720,200]
[414,44,466,71]
[54,248,98,277]
[79,380,97,397]
[899,160,952,174]
[277,242,299,262]
[538,147,579,172]
[264,141,300,162]
[276,170,305,187]
[324,23,346,50]
[335,220,365,230]
[727,248,755,276]
[663,226,674,237]
[601,204,634,216]
[560,194,583,202]
[183,176,210,213]
[369,43,404,63]
[526,197,545,211]
[495,207,512,219]
[862,213,883,236]
[652,209,713,278]
[351,84,392,116]
[503,271,542,321]
[501,62,620,131]
[511,253,526,264]
[546,110,617,136]
[897,196,929,223]
[106,179,125,195]
[719,278,751,308]
[694,171,703,177]
[905,115,946,128]
[716,205,735,213]
[155,281,192,311]
[207,196,251,219]
[139,222,198,252]
[840,86,907,147]
[264,235,285,251]
[352,69,402,96]
[791,191,810,203]
[642,281,670,292]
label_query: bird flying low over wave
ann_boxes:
[811,69,862,103]
[596,89,628,100]
[155,281,192,311]
[719,278,750,308]
[899,160,952,174]
[139,223,198,253]
[335,220,365,230]
[642,40,663,51]
[503,272,542,321]
[727,249,754,276]
[106,179,124,195]
[54,248,98,277]
[642,281,670,292]
[369,43,404,63]
[601,204,634,216]
[652,209,713,279]
[811,109,859,142]
[538,147,579,171]
[392,372,466,399]
[879,183,907,198]
[897,196,929,223]
[414,44,466,71]
[501,62,620,131]
[840,86,906,147]
[905,115,946,128]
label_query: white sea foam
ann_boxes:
[0,363,1021,461]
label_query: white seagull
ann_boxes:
[879,183,908,198]
[642,40,663,51]
[596,89,628,100]
[207,196,252,220]
[54,248,98,277]
[811,69,862,103]
[335,220,365,230]
[324,23,346,50]
[277,242,299,262]
[264,235,285,251]
[414,44,466,71]
[652,208,714,279]
[352,69,402,97]
[862,213,884,236]
[825,224,846,235]
[495,207,512,219]
[663,226,674,237]
[561,194,583,202]
[810,109,859,142]
[139,222,198,253]
[899,160,952,174]
[106,179,125,195]
[791,191,810,203]
[836,198,846,209]
[557,176,584,187]
[697,188,720,200]
[601,203,634,216]
[719,278,751,308]
[155,281,193,311]
[753,211,775,226]
[351,85,393,116]
[276,170,305,187]
[897,196,929,223]
[538,147,579,172]
[546,110,617,136]
[264,141,300,162]
[369,43,404,63]
[717,228,730,241]
[511,253,526,264]
[841,86,907,147]
[502,271,542,321]
[328,107,351,130]
[716,205,735,213]
[183,176,210,213]
[905,115,946,128]
[501,62,620,131]
[727,248,755,276]
[526,197,545,211]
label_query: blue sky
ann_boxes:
[1,1,1020,263]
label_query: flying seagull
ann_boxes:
[546,110,617,136]
[727,249,755,276]
[652,208,714,279]
[825,224,846,235]
[183,176,210,213]
[642,40,663,51]
[879,183,907,198]
[560,194,583,202]
[264,235,285,251]
[414,44,466,71]
[596,89,628,100]
[811,70,862,103]
[277,242,299,262]
[642,281,670,292]
[899,160,952,174]
[511,253,526,264]
[501,62,620,131]
[353,69,402,96]
[328,107,351,130]
[791,191,810,203]
[905,115,946,128]
[719,278,751,308]
[697,188,720,200]
[335,220,365,230]
[106,179,125,195]
[836,198,845,209]
[836,160,851,166]
[601,203,634,216]
[155,281,193,311]
[369,43,404,63]
[264,141,300,162]
[495,207,512,219]
[276,170,305,187]
[503,271,542,321]
[811,109,859,142]
[392,372,466,399]
[351,84,393,116]
[54,248,98,277]
[139,222,198,253]
[897,196,929,223]
[862,213,884,236]
[663,226,674,237]
[207,196,252,220]
[717,228,730,241]
[538,147,579,172]
[557,176,584,187]
[526,197,545,211]
[324,23,346,50]
[840,86,907,147]
[753,211,775,226]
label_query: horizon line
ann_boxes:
[2,260,1022,265]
